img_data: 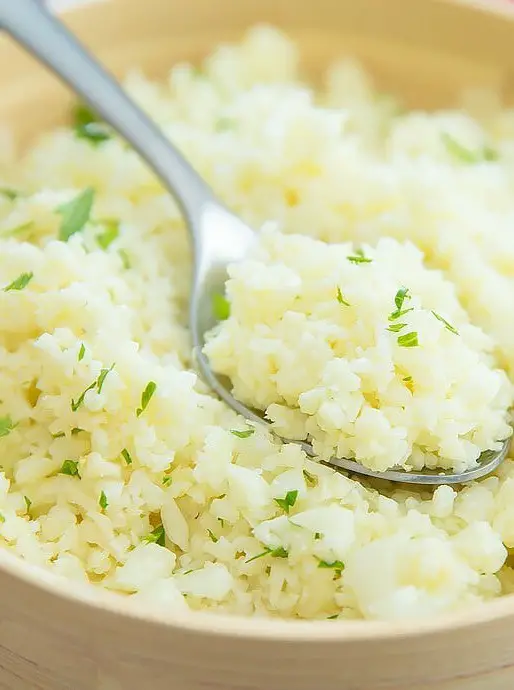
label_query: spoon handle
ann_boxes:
[0,0,214,221]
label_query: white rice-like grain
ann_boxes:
[0,26,513,621]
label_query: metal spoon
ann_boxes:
[1,0,510,485]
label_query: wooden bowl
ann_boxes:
[1,1,514,688]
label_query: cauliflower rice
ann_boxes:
[0,26,513,621]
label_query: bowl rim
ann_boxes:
[1,0,514,641]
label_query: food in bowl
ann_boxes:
[0,26,513,621]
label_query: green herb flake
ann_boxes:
[274,489,299,514]
[389,307,414,321]
[119,249,131,269]
[207,529,218,543]
[245,551,265,564]
[403,375,413,384]
[327,614,339,620]
[97,363,115,394]
[218,517,225,527]
[0,187,20,201]
[71,380,97,412]
[121,448,133,465]
[212,293,230,320]
[431,310,459,336]
[318,559,345,574]
[24,495,32,511]
[394,286,411,311]
[73,102,100,128]
[336,286,350,306]
[442,133,497,164]
[270,546,288,558]
[230,427,255,439]
[76,123,111,145]
[4,272,33,292]
[78,343,86,362]
[136,381,157,417]
[0,416,16,438]
[246,545,289,563]
[145,524,165,547]
[71,427,84,435]
[303,469,317,487]
[51,431,66,439]
[397,331,419,348]
[99,490,108,510]
[57,187,95,242]
[97,220,119,249]
[386,322,407,333]
[347,248,372,264]
[60,459,80,477]
[162,474,172,487]
[314,532,322,540]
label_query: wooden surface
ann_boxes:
[1,0,514,688]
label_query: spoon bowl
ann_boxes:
[2,0,510,486]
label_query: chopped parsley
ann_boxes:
[71,427,84,435]
[336,287,350,306]
[442,133,498,164]
[207,529,218,543]
[57,187,95,241]
[76,123,111,145]
[121,448,133,465]
[71,365,114,411]
[73,102,100,127]
[78,343,86,362]
[97,363,115,394]
[0,416,16,437]
[73,103,111,145]
[274,490,298,514]
[0,187,20,200]
[136,381,157,417]
[389,287,413,321]
[230,427,255,439]
[389,307,413,321]
[119,249,131,269]
[145,524,165,547]
[218,517,225,527]
[303,469,317,487]
[212,293,230,320]
[318,559,345,575]
[162,474,172,487]
[71,380,97,412]
[60,459,80,477]
[246,545,289,563]
[51,431,66,439]
[314,532,322,540]
[4,272,33,292]
[403,375,413,384]
[327,614,339,620]
[347,248,372,264]
[431,310,459,335]
[97,220,119,249]
[24,496,32,511]
[386,322,407,333]
[397,331,419,348]
[394,286,410,311]
[99,490,108,510]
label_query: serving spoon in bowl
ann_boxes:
[1,0,511,485]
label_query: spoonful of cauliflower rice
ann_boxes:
[2,0,512,485]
